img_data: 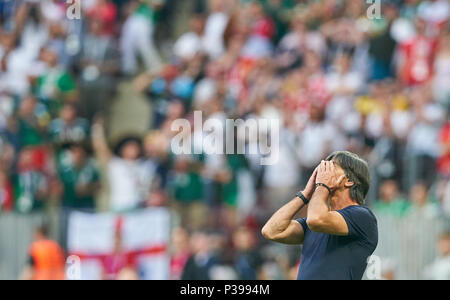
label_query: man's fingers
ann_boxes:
[306,171,315,187]
[310,170,317,181]
[311,167,318,180]
[330,161,335,173]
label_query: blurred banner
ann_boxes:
[67,208,171,280]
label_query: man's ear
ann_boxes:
[344,180,355,188]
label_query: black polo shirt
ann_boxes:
[296,205,378,280]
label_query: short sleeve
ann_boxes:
[337,206,378,245]
[296,218,308,233]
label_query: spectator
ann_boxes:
[57,143,100,210]
[232,226,263,280]
[49,103,90,148]
[92,117,152,212]
[297,103,346,180]
[16,95,50,148]
[396,17,437,86]
[142,130,171,206]
[423,231,450,279]
[203,0,229,59]
[326,52,363,98]
[86,0,118,37]
[120,0,163,75]
[433,32,450,107]
[173,14,206,61]
[276,13,326,75]
[407,181,440,219]
[373,180,410,218]
[406,86,445,187]
[181,231,217,280]
[78,18,120,121]
[368,2,398,81]
[170,130,208,230]
[17,151,52,213]
[34,47,78,116]
[170,227,191,280]
[20,225,65,280]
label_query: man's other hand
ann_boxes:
[316,160,345,191]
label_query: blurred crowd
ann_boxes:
[1,0,450,280]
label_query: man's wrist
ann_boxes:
[315,183,332,194]
[296,191,309,205]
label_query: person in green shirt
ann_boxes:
[172,156,204,203]
[16,95,51,148]
[373,179,411,218]
[49,104,90,148]
[170,148,207,230]
[218,153,252,229]
[34,48,78,117]
[222,154,249,208]
[57,144,100,210]
[14,148,50,213]
[261,0,296,43]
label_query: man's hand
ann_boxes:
[302,167,318,200]
[306,160,350,235]
[315,160,345,191]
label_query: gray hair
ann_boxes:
[326,151,370,205]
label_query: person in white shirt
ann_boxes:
[120,1,162,75]
[297,103,347,176]
[203,0,229,59]
[92,117,153,212]
[326,52,363,98]
[406,86,445,186]
[423,231,450,280]
[173,14,206,61]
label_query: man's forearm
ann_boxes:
[262,197,305,237]
[306,186,330,223]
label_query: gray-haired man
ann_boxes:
[262,151,378,280]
